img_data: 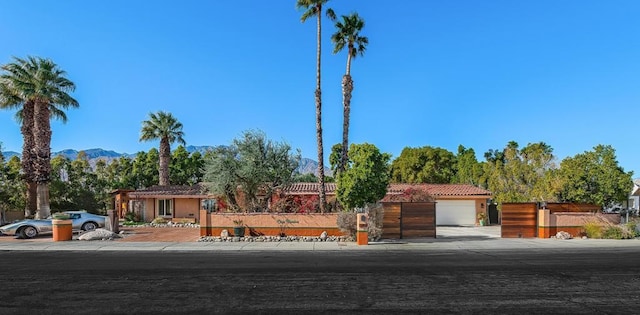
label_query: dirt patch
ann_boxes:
[117,227,200,242]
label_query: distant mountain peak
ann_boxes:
[2,146,331,175]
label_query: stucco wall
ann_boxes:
[174,199,200,220]
[538,210,621,238]
[200,211,345,237]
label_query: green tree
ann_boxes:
[453,145,483,185]
[331,12,368,174]
[140,111,185,186]
[336,143,390,211]
[49,152,101,212]
[203,145,241,210]
[483,141,558,204]
[390,146,456,183]
[92,158,113,209]
[0,149,25,222]
[170,146,204,185]
[293,172,319,183]
[204,130,301,212]
[99,156,135,189]
[297,0,336,213]
[0,56,78,218]
[131,149,159,188]
[556,145,633,208]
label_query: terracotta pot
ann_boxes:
[52,219,73,241]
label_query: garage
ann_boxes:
[436,200,476,226]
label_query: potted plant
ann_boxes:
[477,212,488,226]
[233,219,245,237]
[51,212,73,241]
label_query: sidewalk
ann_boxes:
[0,236,638,251]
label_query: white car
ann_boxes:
[0,211,107,239]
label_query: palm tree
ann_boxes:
[140,111,185,186]
[0,56,78,219]
[296,0,335,213]
[331,13,368,174]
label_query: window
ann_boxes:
[202,199,217,212]
[158,199,173,217]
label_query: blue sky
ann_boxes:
[1,1,638,177]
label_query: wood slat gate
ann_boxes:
[501,203,538,238]
[382,202,436,239]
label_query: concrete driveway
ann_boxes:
[436,225,501,239]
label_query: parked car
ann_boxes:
[0,211,107,239]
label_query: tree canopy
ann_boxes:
[336,143,390,211]
[390,146,456,184]
[140,111,185,186]
[203,130,301,212]
[556,145,633,207]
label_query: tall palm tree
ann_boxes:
[296,0,335,213]
[140,111,185,186]
[0,56,78,219]
[332,13,368,174]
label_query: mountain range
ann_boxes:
[1,146,331,176]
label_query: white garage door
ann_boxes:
[436,200,476,226]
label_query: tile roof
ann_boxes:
[281,182,491,197]
[387,183,492,196]
[281,182,337,194]
[128,184,209,197]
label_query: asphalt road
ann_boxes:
[1,247,639,314]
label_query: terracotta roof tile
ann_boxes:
[281,182,337,194]
[129,184,209,197]
[280,182,491,197]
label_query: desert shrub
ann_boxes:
[151,217,168,225]
[364,203,384,241]
[625,219,640,238]
[583,221,603,239]
[271,195,297,213]
[601,226,624,239]
[124,212,141,222]
[336,203,384,241]
[51,212,70,220]
[337,211,356,238]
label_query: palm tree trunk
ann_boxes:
[315,8,327,213]
[34,182,50,219]
[159,138,170,186]
[33,100,52,219]
[26,182,37,217]
[20,100,37,217]
[340,74,353,174]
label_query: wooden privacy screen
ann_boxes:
[382,202,436,239]
[382,203,402,239]
[545,203,601,213]
[501,203,538,238]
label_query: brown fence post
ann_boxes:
[107,210,119,234]
[538,209,550,238]
[200,210,211,236]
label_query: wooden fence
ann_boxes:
[382,202,436,239]
[503,202,604,238]
[545,203,601,213]
[501,203,538,238]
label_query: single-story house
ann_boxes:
[123,182,492,226]
[127,184,216,223]
[279,183,492,226]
